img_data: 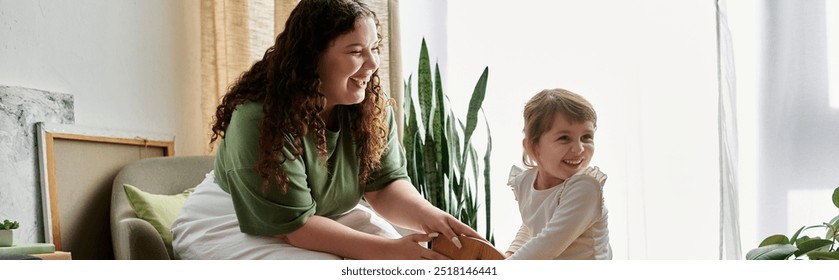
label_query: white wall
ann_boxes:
[399,0,448,88]
[0,0,204,156]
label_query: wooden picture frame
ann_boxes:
[36,122,174,259]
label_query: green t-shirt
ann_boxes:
[214,101,409,236]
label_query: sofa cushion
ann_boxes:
[123,184,195,259]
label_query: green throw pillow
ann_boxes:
[123,184,195,259]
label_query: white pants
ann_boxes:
[171,171,402,260]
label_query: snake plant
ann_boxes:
[402,38,494,244]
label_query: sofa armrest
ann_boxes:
[112,218,170,260]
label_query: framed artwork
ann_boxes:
[36,122,174,259]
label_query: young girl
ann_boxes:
[505,88,612,260]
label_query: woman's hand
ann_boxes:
[280,215,452,260]
[379,233,450,260]
[414,204,483,249]
[365,179,485,249]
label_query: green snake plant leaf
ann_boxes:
[462,67,489,147]
[468,145,480,196]
[745,244,798,260]
[411,132,426,194]
[423,136,442,208]
[446,114,464,199]
[433,63,449,175]
[459,68,488,182]
[418,39,433,131]
[404,76,417,181]
[403,38,493,244]
[410,131,424,193]
[482,110,494,243]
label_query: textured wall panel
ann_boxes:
[0,85,73,244]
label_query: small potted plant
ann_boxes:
[0,219,20,247]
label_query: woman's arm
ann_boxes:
[364,179,483,249]
[279,215,447,260]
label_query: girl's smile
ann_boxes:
[526,113,595,190]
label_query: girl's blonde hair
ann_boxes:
[522,88,597,167]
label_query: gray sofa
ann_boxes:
[110,155,214,260]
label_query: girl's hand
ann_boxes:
[415,205,483,249]
[381,233,450,260]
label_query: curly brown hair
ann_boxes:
[210,0,389,194]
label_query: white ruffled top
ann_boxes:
[505,165,612,260]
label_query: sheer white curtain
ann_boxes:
[435,0,722,259]
[726,0,839,253]
[716,0,743,260]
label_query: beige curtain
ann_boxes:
[198,0,403,155]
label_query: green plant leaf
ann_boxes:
[443,108,459,200]
[462,67,489,148]
[404,76,417,187]
[467,145,479,186]
[806,251,839,260]
[758,234,789,246]
[0,219,16,230]
[433,63,449,175]
[793,239,833,257]
[745,244,797,260]
[827,214,839,240]
[418,39,433,133]
[422,136,442,208]
[792,225,829,244]
[790,226,806,243]
[413,133,426,196]
[832,186,839,209]
[447,115,464,199]
[482,110,494,245]
[402,39,493,241]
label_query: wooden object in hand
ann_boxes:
[430,236,504,260]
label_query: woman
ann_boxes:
[171,0,480,260]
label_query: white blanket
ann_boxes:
[171,171,401,260]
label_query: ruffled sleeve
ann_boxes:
[507,165,526,201]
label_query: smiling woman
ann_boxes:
[317,17,381,112]
[170,0,482,260]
